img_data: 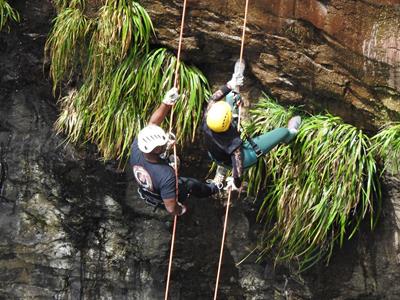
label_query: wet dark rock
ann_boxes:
[141,0,400,131]
[0,0,399,299]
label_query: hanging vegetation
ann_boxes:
[372,122,400,174]
[243,96,381,271]
[86,0,153,77]
[47,0,209,162]
[47,0,389,272]
[0,0,19,31]
[52,0,86,12]
[45,6,93,91]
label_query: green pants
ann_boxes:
[222,92,296,169]
[242,128,294,168]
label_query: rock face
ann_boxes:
[142,0,400,131]
[0,0,399,299]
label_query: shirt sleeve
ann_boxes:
[159,171,177,200]
[231,148,243,186]
[207,84,232,104]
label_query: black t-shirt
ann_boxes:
[129,138,176,200]
[202,117,242,166]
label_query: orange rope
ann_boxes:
[214,1,249,299]
[239,0,249,65]
[173,0,187,89]
[213,190,232,300]
[237,0,249,127]
[164,1,188,299]
[169,0,188,133]
[164,214,177,300]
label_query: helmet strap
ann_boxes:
[159,150,169,160]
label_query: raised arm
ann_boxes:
[149,103,173,126]
[148,87,179,126]
[205,84,232,111]
[230,147,243,188]
[206,63,245,111]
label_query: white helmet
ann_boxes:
[138,125,168,153]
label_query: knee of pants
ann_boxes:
[242,148,258,169]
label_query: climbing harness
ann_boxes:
[214,1,250,299]
[244,133,263,158]
[235,121,263,158]
[137,187,164,212]
[164,0,188,299]
[230,113,264,159]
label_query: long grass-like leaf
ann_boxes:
[371,122,400,174]
[243,96,381,272]
[0,0,19,31]
[45,6,92,92]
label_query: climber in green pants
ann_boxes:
[203,60,301,191]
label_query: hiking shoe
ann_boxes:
[206,166,228,199]
[212,166,227,189]
[288,116,302,134]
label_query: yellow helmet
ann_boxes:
[206,101,232,132]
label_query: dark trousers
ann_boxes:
[178,177,217,202]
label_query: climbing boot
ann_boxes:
[283,116,302,143]
[288,116,302,134]
[206,166,227,199]
[211,166,227,190]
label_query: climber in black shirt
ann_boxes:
[130,88,221,216]
[203,60,302,192]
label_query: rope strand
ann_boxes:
[165,1,188,299]
[169,0,188,133]
[214,1,249,298]
[239,0,249,65]
[213,190,232,300]
[173,0,187,89]
[237,0,249,128]
[164,214,177,300]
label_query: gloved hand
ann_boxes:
[227,59,245,91]
[224,176,241,191]
[177,201,187,216]
[232,93,242,108]
[162,87,179,105]
[234,59,245,76]
[227,74,244,91]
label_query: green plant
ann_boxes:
[55,48,209,161]
[45,7,93,91]
[46,0,153,91]
[86,0,153,77]
[52,0,85,11]
[0,0,19,31]
[131,48,209,143]
[243,97,381,271]
[55,81,95,145]
[49,1,209,162]
[372,122,400,174]
[243,95,297,195]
